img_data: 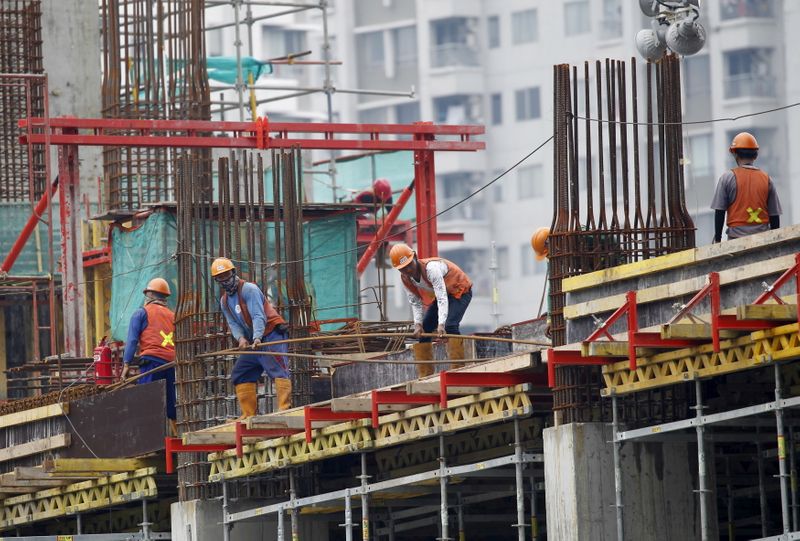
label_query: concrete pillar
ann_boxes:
[171,499,332,541]
[544,422,709,541]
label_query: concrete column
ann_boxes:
[171,499,332,541]
[544,422,709,541]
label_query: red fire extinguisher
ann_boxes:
[93,337,113,385]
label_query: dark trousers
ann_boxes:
[139,358,176,420]
[419,289,472,343]
[231,328,291,385]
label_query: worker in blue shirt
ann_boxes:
[121,277,177,435]
[211,257,292,418]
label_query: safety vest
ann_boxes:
[140,303,176,362]
[401,258,472,306]
[221,281,286,337]
[727,167,770,227]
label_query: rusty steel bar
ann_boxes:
[549,56,695,423]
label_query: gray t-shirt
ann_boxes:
[710,165,782,239]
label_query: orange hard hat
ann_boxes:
[729,132,759,153]
[210,257,235,277]
[389,243,415,269]
[144,277,171,296]
[531,227,550,261]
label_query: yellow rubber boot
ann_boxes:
[275,378,293,411]
[447,337,465,370]
[168,419,178,438]
[235,382,258,420]
[413,342,434,378]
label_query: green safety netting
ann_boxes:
[206,56,273,85]
[109,211,357,341]
[0,202,62,277]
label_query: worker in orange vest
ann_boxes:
[531,227,553,339]
[390,243,472,377]
[121,277,177,435]
[211,257,292,418]
[711,132,782,243]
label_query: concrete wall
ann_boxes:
[544,423,707,541]
[40,0,103,203]
[171,499,331,541]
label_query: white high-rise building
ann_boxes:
[205,0,800,330]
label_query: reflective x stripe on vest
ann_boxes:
[727,167,769,228]
[160,330,175,347]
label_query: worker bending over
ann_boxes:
[531,227,553,339]
[122,277,177,435]
[211,257,292,418]
[711,131,782,243]
[390,243,472,377]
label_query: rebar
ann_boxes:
[550,56,695,422]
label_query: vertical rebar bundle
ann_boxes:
[550,56,695,422]
[0,0,45,201]
[174,149,315,501]
[100,0,209,212]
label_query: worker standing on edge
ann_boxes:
[531,227,553,339]
[121,277,177,436]
[389,243,472,377]
[711,132,782,243]
[211,257,292,418]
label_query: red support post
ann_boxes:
[58,128,86,357]
[753,254,800,326]
[356,181,416,277]
[164,437,233,474]
[235,421,298,458]
[303,406,371,443]
[413,122,438,259]
[546,349,612,388]
[437,371,547,409]
[0,177,59,275]
[370,389,439,428]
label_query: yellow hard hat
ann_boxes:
[210,257,235,277]
[531,227,550,261]
[389,243,415,270]
[144,277,171,296]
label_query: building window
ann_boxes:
[600,0,623,39]
[723,48,775,99]
[520,244,533,276]
[431,17,479,67]
[395,101,420,124]
[518,164,544,199]
[720,0,774,20]
[434,95,480,124]
[262,26,306,58]
[207,29,224,57]
[496,246,510,279]
[515,87,540,121]
[511,9,537,45]
[487,15,500,48]
[357,31,385,69]
[359,106,389,124]
[687,134,714,204]
[439,172,486,220]
[683,55,711,122]
[393,26,417,66]
[564,1,591,36]
[490,93,502,125]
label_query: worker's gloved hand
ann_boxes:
[276,323,289,334]
[252,338,262,348]
[436,324,445,338]
[238,336,250,349]
[412,323,424,339]
[120,364,130,380]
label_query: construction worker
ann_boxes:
[353,178,394,212]
[711,132,782,242]
[211,257,292,418]
[389,243,472,377]
[531,227,553,339]
[121,277,177,434]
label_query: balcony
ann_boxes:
[720,0,774,21]
[430,43,479,69]
[723,74,777,100]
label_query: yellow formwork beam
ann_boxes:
[0,467,157,531]
[601,323,800,396]
[208,385,533,481]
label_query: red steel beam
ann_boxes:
[234,422,299,458]
[164,437,233,474]
[303,406,371,443]
[370,389,439,428]
[438,371,547,409]
[356,181,415,277]
[0,177,59,275]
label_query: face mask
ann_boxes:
[219,274,238,295]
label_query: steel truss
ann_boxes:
[208,385,532,480]
[0,468,158,531]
